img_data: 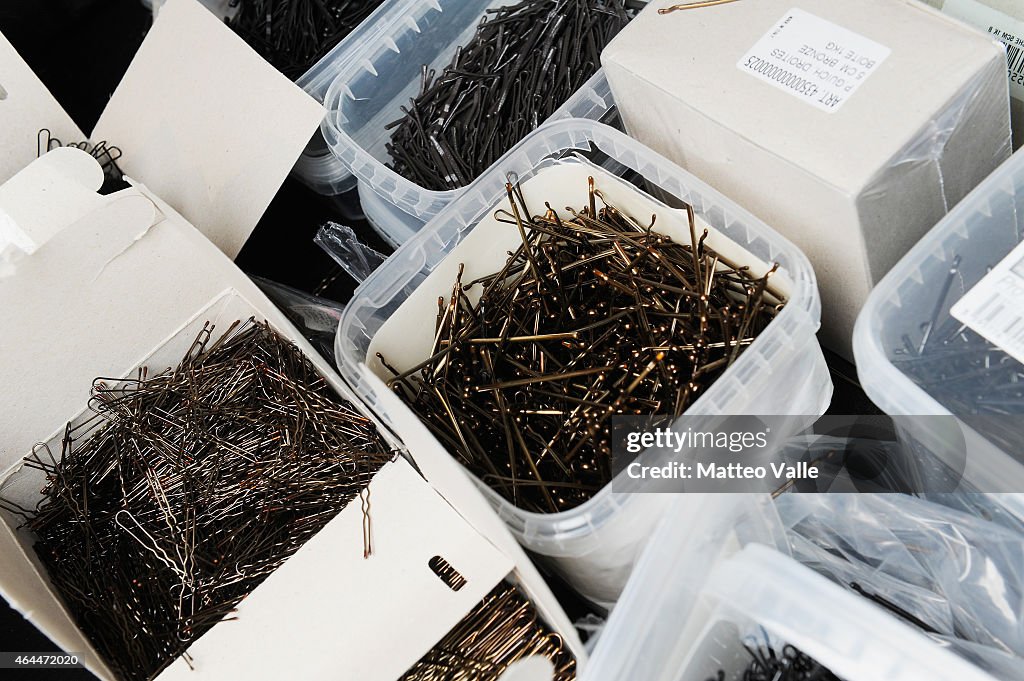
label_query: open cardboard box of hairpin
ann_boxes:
[0,2,586,680]
[0,111,584,681]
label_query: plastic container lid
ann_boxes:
[334,118,832,605]
[854,148,1024,494]
[319,0,635,243]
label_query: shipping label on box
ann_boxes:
[951,238,1024,365]
[736,8,891,113]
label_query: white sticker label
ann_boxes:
[737,8,891,113]
[942,0,1024,103]
[951,239,1024,364]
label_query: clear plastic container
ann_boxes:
[350,69,620,247]
[579,493,788,679]
[854,149,1024,494]
[585,532,1000,681]
[292,138,360,196]
[334,119,833,606]
[319,0,631,246]
[290,0,403,195]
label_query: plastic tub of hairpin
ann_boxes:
[854,148,1024,496]
[0,149,586,681]
[587,493,1002,681]
[592,533,998,681]
[336,119,834,608]
[319,0,640,246]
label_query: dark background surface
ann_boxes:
[0,1,879,678]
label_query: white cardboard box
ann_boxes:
[0,148,583,681]
[602,0,1012,356]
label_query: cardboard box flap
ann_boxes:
[91,0,324,258]
[0,151,249,474]
[603,0,1005,191]
[159,459,513,681]
[0,32,84,186]
[361,365,588,664]
[0,147,107,260]
[1,0,324,260]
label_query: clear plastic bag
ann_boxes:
[251,276,345,368]
[923,491,1024,537]
[315,222,387,284]
[776,493,1024,678]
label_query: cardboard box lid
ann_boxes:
[0,0,324,258]
[156,458,515,681]
[602,0,1005,192]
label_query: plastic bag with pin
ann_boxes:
[776,493,1024,679]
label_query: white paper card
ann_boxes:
[951,239,1024,364]
[942,0,1024,103]
[92,0,324,258]
[737,8,891,113]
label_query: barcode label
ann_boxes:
[1007,42,1024,77]
[941,0,1024,102]
[951,239,1024,365]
